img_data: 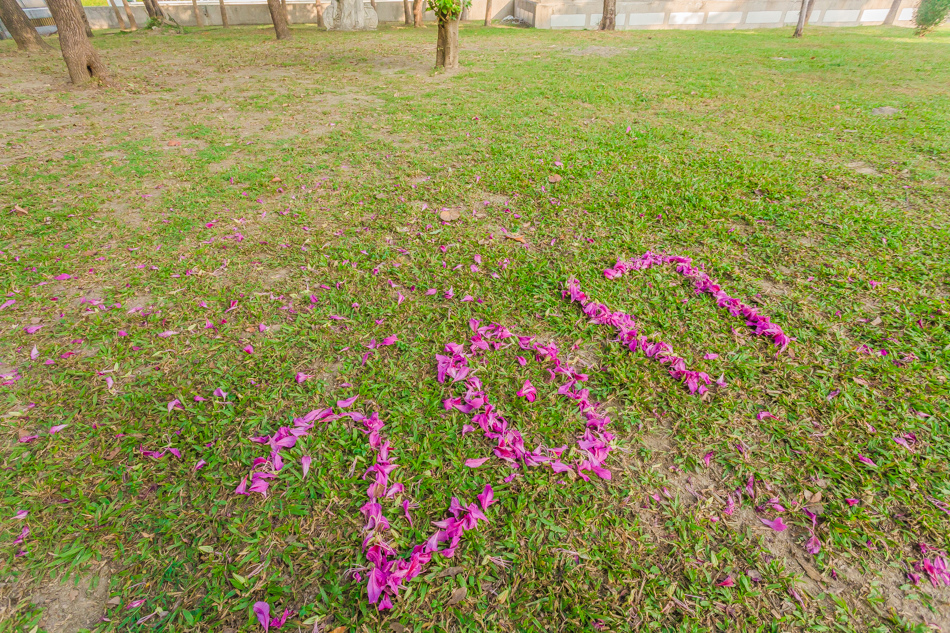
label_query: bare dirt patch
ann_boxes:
[27,571,111,633]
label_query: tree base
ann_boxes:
[435,18,459,69]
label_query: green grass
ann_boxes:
[0,21,949,632]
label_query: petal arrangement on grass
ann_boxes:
[602,251,791,353]
[565,278,711,395]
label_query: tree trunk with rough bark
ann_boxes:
[266,0,291,38]
[412,0,424,25]
[883,0,902,23]
[47,0,110,83]
[108,0,125,28]
[402,0,410,24]
[0,0,54,51]
[75,0,94,36]
[435,16,458,68]
[280,0,291,24]
[218,0,229,26]
[599,0,615,29]
[191,0,203,26]
[314,0,324,26]
[120,0,137,28]
[484,0,492,25]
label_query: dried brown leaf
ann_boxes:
[447,586,467,605]
[436,566,464,578]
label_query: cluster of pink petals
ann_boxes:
[565,278,711,395]
[139,444,181,459]
[235,407,336,497]
[357,410,426,611]
[441,320,615,481]
[253,601,293,632]
[911,549,950,588]
[802,508,822,555]
[356,408,495,610]
[603,251,791,353]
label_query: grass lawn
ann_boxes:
[0,20,949,633]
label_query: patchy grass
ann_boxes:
[1,21,949,633]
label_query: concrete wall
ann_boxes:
[516,0,919,29]
[82,0,513,29]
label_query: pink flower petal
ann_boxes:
[337,395,358,408]
[465,457,490,468]
[760,517,787,532]
[516,379,537,403]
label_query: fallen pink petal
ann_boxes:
[760,517,788,532]
[516,379,537,402]
[464,457,490,468]
[337,395,358,408]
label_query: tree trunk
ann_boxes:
[401,0,410,24]
[412,0,424,26]
[47,0,110,84]
[75,0,94,36]
[280,0,291,24]
[599,0,615,29]
[191,0,203,26]
[266,0,291,38]
[804,0,817,28]
[435,16,458,68]
[120,0,137,28]
[483,0,492,25]
[108,0,125,28]
[460,4,468,20]
[217,0,229,25]
[314,0,324,26]
[883,0,902,24]
[0,0,54,51]
[368,0,376,12]
[793,0,814,36]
